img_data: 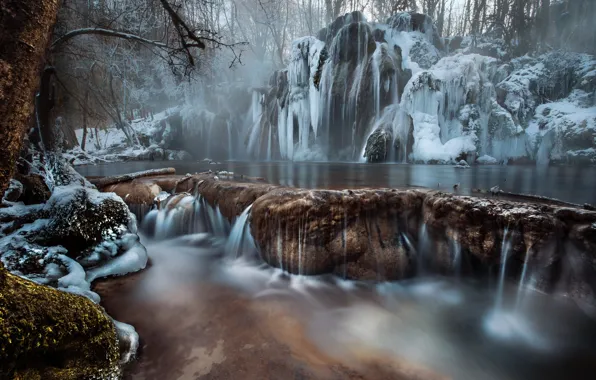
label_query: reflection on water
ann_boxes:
[96,233,596,380]
[77,161,596,204]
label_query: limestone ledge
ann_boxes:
[104,172,596,303]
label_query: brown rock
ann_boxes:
[15,173,51,205]
[104,181,162,205]
[250,188,425,278]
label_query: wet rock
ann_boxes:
[104,181,163,206]
[364,129,393,162]
[15,173,51,205]
[195,175,278,221]
[3,179,23,202]
[317,11,367,45]
[31,186,132,257]
[329,22,376,66]
[250,187,425,277]
[0,262,120,379]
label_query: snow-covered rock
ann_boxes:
[239,11,596,165]
[1,170,147,303]
[70,108,195,165]
[477,155,499,164]
[528,90,596,164]
[3,179,23,202]
[364,128,393,162]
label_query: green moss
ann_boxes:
[0,264,120,379]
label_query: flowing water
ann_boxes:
[90,186,596,380]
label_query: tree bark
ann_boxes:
[81,90,89,151]
[0,0,61,199]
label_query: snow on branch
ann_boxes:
[50,28,169,51]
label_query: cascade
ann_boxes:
[515,247,531,311]
[142,195,230,239]
[417,223,430,274]
[451,236,462,277]
[494,228,511,312]
[225,204,255,259]
[277,220,284,272]
[227,120,233,160]
[342,211,348,279]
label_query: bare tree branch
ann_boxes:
[51,28,169,51]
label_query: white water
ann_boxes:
[225,204,254,259]
[494,227,511,312]
[515,247,531,310]
[134,192,596,379]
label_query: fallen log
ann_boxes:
[89,168,176,188]
[471,188,593,209]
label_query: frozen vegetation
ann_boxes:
[67,11,596,166]
[1,155,147,363]
[242,11,596,164]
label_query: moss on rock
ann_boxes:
[0,263,120,379]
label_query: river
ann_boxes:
[83,161,596,379]
[77,161,596,205]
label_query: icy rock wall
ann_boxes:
[246,12,596,164]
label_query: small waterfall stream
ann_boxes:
[225,204,254,259]
[494,227,511,312]
[123,190,596,380]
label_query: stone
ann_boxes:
[97,174,596,304]
[3,179,23,202]
[104,181,163,206]
[364,129,393,163]
[0,263,120,379]
[31,186,132,257]
[14,173,51,205]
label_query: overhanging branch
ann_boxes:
[50,28,169,51]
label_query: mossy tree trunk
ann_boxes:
[0,0,61,199]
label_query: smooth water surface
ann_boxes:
[77,161,596,205]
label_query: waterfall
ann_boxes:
[372,43,382,121]
[515,247,531,310]
[277,220,284,271]
[142,195,230,239]
[451,237,462,277]
[417,223,430,274]
[267,123,272,161]
[225,204,254,259]
[227,120,233,160]
[343,211,348,279]
[494,228,511,312]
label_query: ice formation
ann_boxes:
[243,11,596,164]
[1,172,147,363]
[68,12,596,165]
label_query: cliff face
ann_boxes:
[245,11,596,165]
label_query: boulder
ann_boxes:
[14,173,51,205]
[0,263,120,379]
[386,12,444,51]
[104,181,163,206]
[329,22,376,66]
[3,179,23,202]
[30,186,132,257]
[250,187,425,278]
[364,128,393,162]
[317,11,367,45]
